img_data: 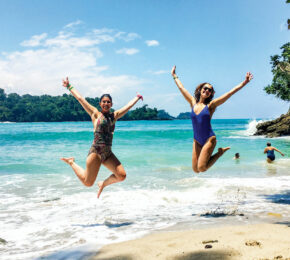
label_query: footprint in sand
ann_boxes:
[245,240,261,247]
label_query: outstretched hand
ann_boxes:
[62,77,70,88]
[171,65,176,76]
[245,72,253,83]
[137,93,143,101]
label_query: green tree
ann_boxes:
[0,88,6,102]
[0,89,174,122]
[264,42,290,102]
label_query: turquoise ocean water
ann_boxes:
[0,119,289,259]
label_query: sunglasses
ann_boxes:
[203,87,213,93]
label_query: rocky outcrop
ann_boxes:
[254,111,290,137]
[176,112,191,119]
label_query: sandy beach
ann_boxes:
[91,223,290,260]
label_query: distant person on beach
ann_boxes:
[171,66,253,173]
[233,153,240,160]
[264,142,284,163]
[60,77,143,198]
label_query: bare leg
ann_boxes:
[61,153,101,187]
[192,141,202,173]
[197,136,230,172]
[206,147,231,170]
[97,153,126,198]
[267,158,274,163]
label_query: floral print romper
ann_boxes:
[88,112,115,162]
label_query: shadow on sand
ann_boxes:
[35,249,95,260]
[274,221,290,227]
[91,255,134,260]
[262,191,290,205]
[93,249,235,260]
[171,250,237,260]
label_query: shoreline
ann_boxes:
[90,223,290,260]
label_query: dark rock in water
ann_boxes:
[200,210,244,218]
[254,111,290,137]
[205,244,213,249]
[201,212,228,218]
[0,238,7,244]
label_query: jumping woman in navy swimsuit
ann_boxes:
[171,66,253,173]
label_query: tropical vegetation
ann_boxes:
[0,89,174,122]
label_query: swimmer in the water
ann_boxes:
[264,142,284,163]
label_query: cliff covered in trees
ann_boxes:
[0,88,175,122]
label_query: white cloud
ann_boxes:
[145,40,159,47]
[0,23,143,102]
[116,48,139,55]
[152,70,168,75]
[21,33,48,47]
[64,20,83,29]
[115,32,140,42]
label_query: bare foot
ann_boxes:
[60,157,75,165]
[97,181,105,199]
[218,147,230,155]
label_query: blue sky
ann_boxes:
[0,0,289,118]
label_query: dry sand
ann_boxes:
[90,223,290,260]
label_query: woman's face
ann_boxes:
[100,97,112,113]
[200,84,214,99]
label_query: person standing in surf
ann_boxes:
[171,66,253,173]
[264,142,284,163]
[61,77,143,198]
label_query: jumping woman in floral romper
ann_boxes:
[61,77,143,198]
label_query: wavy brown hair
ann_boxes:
[194,83,215,104]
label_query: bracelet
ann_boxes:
[66,83,71,89]
[68,86,74,91]
[173,76,178,80]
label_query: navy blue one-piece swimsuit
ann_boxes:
[190,105,215,146]
[266,150,275,161]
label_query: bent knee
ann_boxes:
[209,136,216,143]
[192,166,200,173]
[84,180,95,187]
[198,165,207,172]
[116,171,126,181]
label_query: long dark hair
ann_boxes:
[100,94,112,102]
[194,83,215,104]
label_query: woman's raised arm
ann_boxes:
[210,72,253,109]
[171,66,195,107]
[114,94,143,120]
[62,77,98,118]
